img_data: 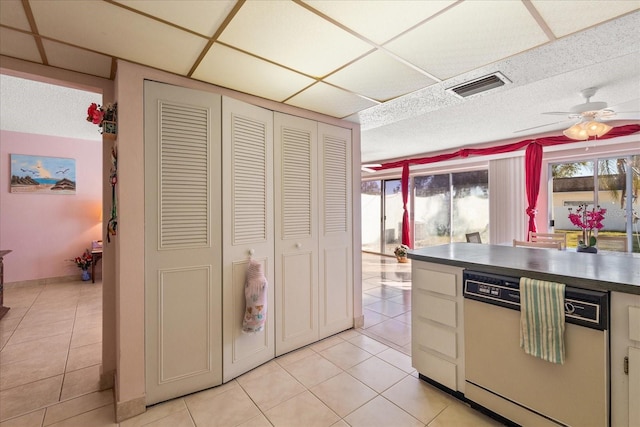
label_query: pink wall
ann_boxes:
[0,130,102,282]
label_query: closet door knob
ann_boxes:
[248,249,255,255]
[295,243,302,249]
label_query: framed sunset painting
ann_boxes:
[10,154,76,194]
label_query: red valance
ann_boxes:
[373,124,640,171]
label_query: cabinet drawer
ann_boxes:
[413,268,457,297]
[630,306,640,342]
[412,349,457,390]
[414,320,457,358]
[414,292,457,327]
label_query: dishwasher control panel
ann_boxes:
[463,271,608,330]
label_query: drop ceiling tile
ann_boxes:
[0,28,42,63]
[0,0,31,31]
[218,1,372,78]
[30,0,208,75]
[192,43,315,103]
[42,40,112,79]
[531,1,640,38]
[286,82,378,118]
[325,50,437,102]
[303,0,456,44]
[114,0,236,37]
[385,0,549,80]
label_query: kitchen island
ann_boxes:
[409,243,640,427]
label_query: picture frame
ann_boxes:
[10,154,76,194]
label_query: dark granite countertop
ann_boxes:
[408,243,640,295]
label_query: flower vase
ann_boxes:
[81,269,91,281]
[576,245,598,254]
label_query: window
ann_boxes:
[550,155,639,252]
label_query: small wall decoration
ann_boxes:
[10,154,76,194]
[87,102,117,139]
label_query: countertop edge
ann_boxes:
[408,246,640,295]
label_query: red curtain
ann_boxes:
[401,161,412,248]
[525,142,543,238]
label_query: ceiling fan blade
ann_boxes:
[513,120,570,133]
[361,163,381,172]
[541,112,573,116]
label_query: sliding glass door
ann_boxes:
[361,178,406,255]
[413,170,489,248]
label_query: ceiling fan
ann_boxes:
[361,164,381,173]
[515,87,638,137]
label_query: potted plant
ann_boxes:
[70,250,93,281]
[567,204,606,253]
[394,244,410,262]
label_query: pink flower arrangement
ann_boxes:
[568,204,606,247]
[70,251,93,270]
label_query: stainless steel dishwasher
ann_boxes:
[463,270,609,427]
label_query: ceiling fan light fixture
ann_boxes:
[563,120,612,140]
[563,123,589,140]
[585,120,612,137]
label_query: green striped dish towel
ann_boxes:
[519,277,566,364]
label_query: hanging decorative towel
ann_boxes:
[242,259,268,333]
[519,277,566,364]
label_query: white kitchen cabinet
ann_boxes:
[274,113,353,356]
[611,291,640,427]
[222,97,275,381]
[411,261,465,392]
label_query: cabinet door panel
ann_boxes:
[222,97,274,381]
[318,123,353,337]
[274,113,318,356]
[144,81,222,404]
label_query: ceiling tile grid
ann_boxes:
[192,42,316,102]
[0,0,638,162]
[217,0,373,78]
[29,0,209,75]
[301,0,457,45]
[324,50,437,102]
[384,0,550,80]
[0,0,31,31]
[42,39,113,79]
[114,0,236,37]
[0,27,42,64]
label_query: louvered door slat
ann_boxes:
[323,136,348,233]
[159,101,209,249]
[281,127,312,238]
[232,114,268,244]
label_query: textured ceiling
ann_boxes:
[0,0,639,163]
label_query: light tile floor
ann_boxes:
[0,255,503,426]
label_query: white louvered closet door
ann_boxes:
[274,113,319,356]
[222,97,274,381]
[144,81,222,405]
[318,123,353,338]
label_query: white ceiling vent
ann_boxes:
[447,72,511,98]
